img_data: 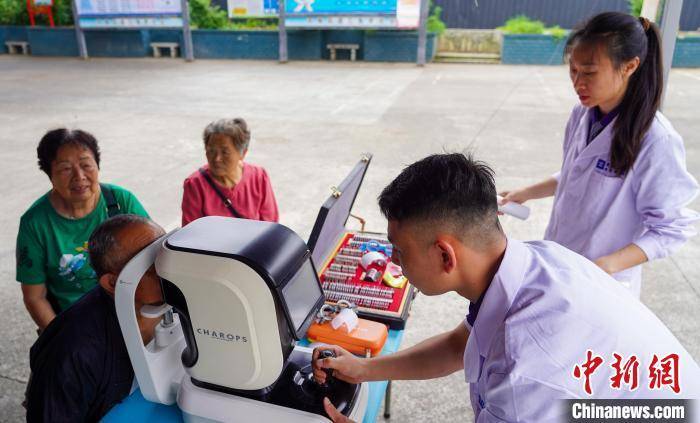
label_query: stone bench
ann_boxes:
[5,41,29,55]
[327,43,360,61]
[150,42,179,58]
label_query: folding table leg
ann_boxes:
[383,380,392,418]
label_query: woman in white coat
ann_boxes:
[501,12,698,298]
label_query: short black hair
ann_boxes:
[88,214,154,278]
[378,153,501,243]
[37,128,101,176]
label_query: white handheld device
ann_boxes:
[497,195,530,221]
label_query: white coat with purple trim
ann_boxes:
[464,239,700,422]
[545,105,699,298]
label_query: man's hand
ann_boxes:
[312,346,367,385]
[323,397,355,423]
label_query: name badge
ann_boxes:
[594,158,620,178]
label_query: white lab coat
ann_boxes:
[464,239,700,422]
[545,105,699,297]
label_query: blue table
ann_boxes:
[103,330,404,423]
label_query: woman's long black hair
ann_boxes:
[566,12,663,175]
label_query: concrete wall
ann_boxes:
[84,29,151,57]
[0,26,432,63]
[27,28,79,56]
[437,29,500,54]
[363,31,436,62]
[501,33,566,65]
[673,35,700,68]
[5,25,695,66]
[500,32,700,67]
[192,30,278,59]
[0,25,28,44]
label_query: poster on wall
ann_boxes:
[284,0,419,29]
[395,0,419,28]
[76,0,183,28]
[227,0,278,17]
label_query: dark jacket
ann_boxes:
[26,287,134,422]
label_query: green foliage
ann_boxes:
[498,15,546,34]
[52,0,74,26]
[189,0,233,29]
[629,0,644,17]
[0,0,72,26]
[0,0,277,30]
[547,25,567,40]
[190,0,278,30]
[426,1,445,35]
[231,18,278,30]
[498,15,569,39]
[0,0,27,25]
[629,0,666,20]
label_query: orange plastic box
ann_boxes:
[307,318,389,357]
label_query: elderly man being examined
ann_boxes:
[26,214,165,422]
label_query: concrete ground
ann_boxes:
[0,56,698,422]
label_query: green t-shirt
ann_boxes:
[16,184,149,312]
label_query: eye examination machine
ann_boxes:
[115,216,369,422]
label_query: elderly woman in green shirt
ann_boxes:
[16,128,149,331]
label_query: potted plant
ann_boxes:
[499,15,568,65]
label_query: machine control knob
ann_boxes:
[318,349,336,385]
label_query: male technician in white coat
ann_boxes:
[313,153,700,422]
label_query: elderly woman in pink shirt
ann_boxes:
[181,118,279,226]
